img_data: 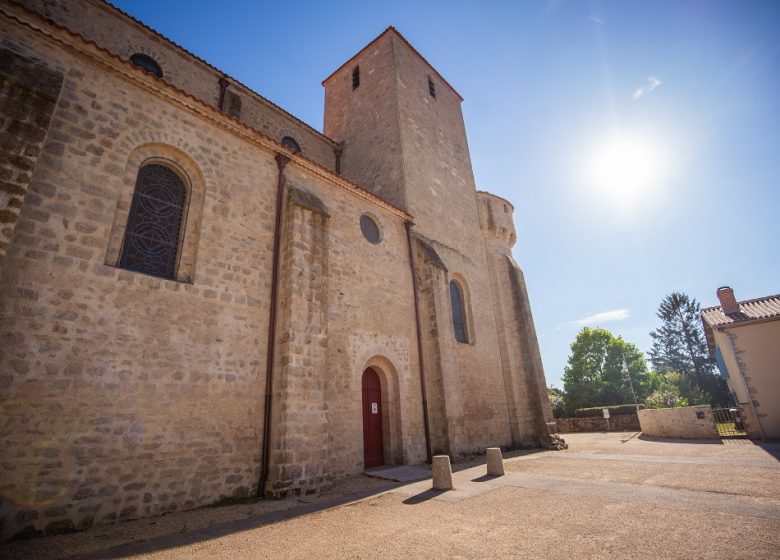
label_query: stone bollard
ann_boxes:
[486,447,505,476]
[432,455,453,490]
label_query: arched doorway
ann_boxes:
[362,368,384,468]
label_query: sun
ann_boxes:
[585,133,665,208]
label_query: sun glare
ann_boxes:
[585,133,665,209]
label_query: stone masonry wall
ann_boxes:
[323,32,407,208]
[0,44,63,259]
[638,406,719,439]
[0,20,280,539]
[325,29,529,459]
[266,186,331,498]
[478,192,553,447]
[555,414,640,433]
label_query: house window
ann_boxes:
[428,76,436,98]
[352,66,360,89]
[130,53,163,78]
[450,280,468,343]
[281,136,301,153]
[118,164,187,279]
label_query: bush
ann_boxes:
[645,390,689,409]
[574,404,645,418]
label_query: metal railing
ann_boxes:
[711,407,747,438]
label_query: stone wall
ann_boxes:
[736,402,764,440]
[637,406,719,439]
[0,44,63,258]
[479,192,553,448]
[323,32,407,208]
[555,414,640,433]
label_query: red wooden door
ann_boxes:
[362,368,384,468]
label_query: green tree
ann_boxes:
[648,292,730,405]
[562,327,649,416]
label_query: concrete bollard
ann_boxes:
[432,455,453,490]
[486,447,505,476]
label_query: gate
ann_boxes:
[711,407,748,438]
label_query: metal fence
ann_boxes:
[711,407,748,438]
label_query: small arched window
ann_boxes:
[119,163,187,280]
[281,136,301,153]
[450,280,469,343]
[130,53,163,78]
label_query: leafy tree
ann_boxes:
[548,387,566,419]
[648,292,730,405]
[562,327,649,416]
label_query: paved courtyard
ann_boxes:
[3,432,779,559]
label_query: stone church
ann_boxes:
[0,0,556,540]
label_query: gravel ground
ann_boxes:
[2,431,778,559]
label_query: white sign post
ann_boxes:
[602,408,610,431]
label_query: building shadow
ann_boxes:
[63,484,403,560]
[637,434,724,445]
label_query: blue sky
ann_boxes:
[113,0,780,389]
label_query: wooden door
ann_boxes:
[362,368,384,468]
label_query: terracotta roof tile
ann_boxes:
[701,294,780,328]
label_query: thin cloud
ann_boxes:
[633,75,662,99]
[572,309,631,326]
[589,15,606,25]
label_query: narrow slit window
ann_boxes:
[352,66,360,89]
[450,280,468,343]
[428,76,436,98]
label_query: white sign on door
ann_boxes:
[371,402,378,414]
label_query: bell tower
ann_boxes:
[322,27,480,251]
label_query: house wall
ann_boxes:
[714,321,780,439]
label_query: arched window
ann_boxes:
[130,53,163,78]
[450,280,469,343]
[118,163,187,280]
[281,136,301,153]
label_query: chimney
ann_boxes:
[717,286,740,315]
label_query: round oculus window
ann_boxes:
[360,214,381,244]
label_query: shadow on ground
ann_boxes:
[64,484,403,560]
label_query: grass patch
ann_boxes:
[715,421,746,436]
